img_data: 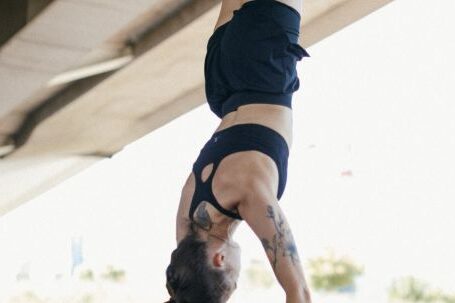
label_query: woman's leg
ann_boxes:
[175,171,196,242]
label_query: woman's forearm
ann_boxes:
[275,262,311,303]
[285,284,311,303]
[286,292,304,303]
[239,195,311,302]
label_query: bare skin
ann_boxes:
[175,0,311,302]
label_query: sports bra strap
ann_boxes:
[189,160,243,221]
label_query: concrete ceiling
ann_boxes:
[0,0,394,216]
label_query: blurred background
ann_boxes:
[1,0,454,302]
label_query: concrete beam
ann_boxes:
[0,0,27,47]
[27,0,54,21]
[0,155,101,217]
[301,0,394,47]
[0,0,190,136]
[0,0,54,47]
[9,0,220,155]
[7,0,395,158]
[0,0,395,216]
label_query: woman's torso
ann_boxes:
[176,0,298,237]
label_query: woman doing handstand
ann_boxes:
[165,0,311,302]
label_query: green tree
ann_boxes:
[389,276,455,303]
[79,268,94,281]
[389,277,430,302]
[101,264,126,282]
[308,251,363,293]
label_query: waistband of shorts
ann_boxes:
[240,0,301,20]
[212,123,289,157]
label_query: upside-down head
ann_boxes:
[164,232,241,303]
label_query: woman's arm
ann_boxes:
[175,172,196,243]
[238,184,311,303]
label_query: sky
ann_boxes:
[0,0,454,302]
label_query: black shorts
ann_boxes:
[204,0,310,118]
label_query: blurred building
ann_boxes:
[70,236,84,276]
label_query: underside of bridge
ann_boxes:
[0,0,394,216]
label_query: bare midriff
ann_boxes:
[214,103,293,149]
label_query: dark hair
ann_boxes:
[165,232,230,303]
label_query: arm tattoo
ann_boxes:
[194,202,213,231]
[261,205,300,270]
